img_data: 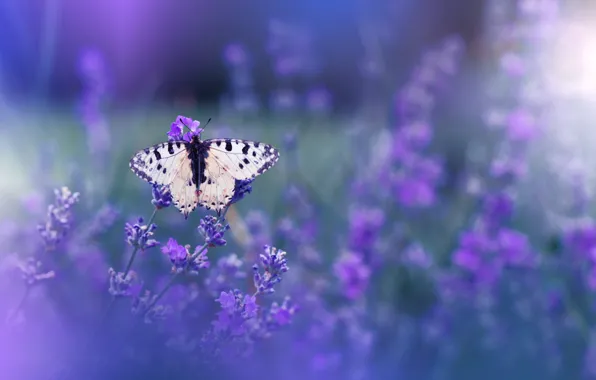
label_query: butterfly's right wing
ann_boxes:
[129,141,188,186]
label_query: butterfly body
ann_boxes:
[130,134,279,218]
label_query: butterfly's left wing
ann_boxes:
[129,141,189,186]
[203,139,280,181]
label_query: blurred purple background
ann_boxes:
[0,0,483,108]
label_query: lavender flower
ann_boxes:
[205,254,247,295]
[37,187,80,250]
[125,217,159,251]
[213,290,259,335]
[252,245,289,294]
[18,258,56,286]
[161,238,210,274]
[333,251,371,300]
[221,43,260,113]
[198,215,230,247]
[107,268,137,297]
[167,115,203,142]
[151,184,172,209]
[349,208,385,253]
[265,296,298,327]
[132,290,172,323]
[230,179,253,205]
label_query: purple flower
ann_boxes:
[108,268,137,297]
[205,254,247,295]
[245,211,272,249]
[167,115,203,142]
[151,184,172,209]
[452,231,491,272]
[333,251,371,299]
[223,44,248,66]
[17,258,55,286]
[349,208,384,253]
[497,228,536,267]
[394,176,437,207]
[305,87,332,113]
[482,192,514,225]
[268,297,297,326]
[37,187,80,251]
[161,238,209,274]
[213,290,259,335]
[252,245,289,294]
[563,218,596,255]
[230,179,253,205]
[124,217,159,251]
[506,108,538,142]
[395,121,433,149]
[198,215,230,247]
[132,290,172,323]
[161,238,187,267]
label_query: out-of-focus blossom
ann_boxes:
[348,208,384,258]
[108,268,137,297]
[212,290,259,336]
[17,258,55,285]
[506,108,539,142]
[223,44,248,67]
[267,19,318,77]
[305,87,332,114]
[334,251,371,299]
[125,217,159,251]
[37,187,80,251]
[132,289,172,324]
[205,254,247,295]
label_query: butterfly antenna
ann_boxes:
[204,118,212,129]
[179,118,192,132]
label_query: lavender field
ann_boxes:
[1,1,595,379]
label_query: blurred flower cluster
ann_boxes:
[4,2,596,379]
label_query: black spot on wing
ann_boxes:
[225,139,232,152]
[168,142,174,154]
[154,150,161,160]
[242,144,249,154]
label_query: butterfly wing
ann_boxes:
[129,141,189,186]
[130,141,198,218]
[196,154,236,214]
[169,159,199,219]
[203,139,280,181]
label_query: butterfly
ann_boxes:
[129,117,280,218]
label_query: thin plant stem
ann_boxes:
[143,209,230,316]
[100,207,159,325]
[146,272,180,311]
[7,286,30,323]
[123,208,158,277]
